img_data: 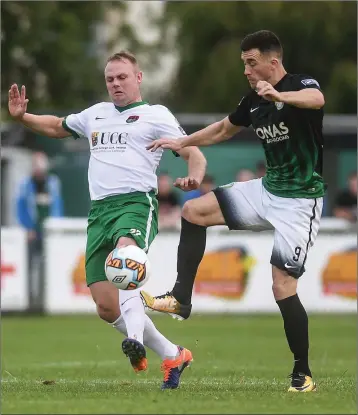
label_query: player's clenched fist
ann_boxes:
[256,80,282,102]
[174,176,200,192]
[8,84,29,120]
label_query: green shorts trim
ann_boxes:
[85,191,158,287]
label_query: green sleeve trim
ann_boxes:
[62,118,80,139]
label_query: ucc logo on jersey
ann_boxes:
[91,131,129,147]
[126,115,139,123]
[255,122,289,143]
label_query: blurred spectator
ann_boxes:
[16,151,64,241]
[157,172,181,229]
[199,174,215,195]
[333,171,357,223]
[16,151,64,308]
[181,174,215,205]
[256,161,267,178]
[236,169,255,182]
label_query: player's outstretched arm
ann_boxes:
[8,84,70,139]
[148,117,242,152]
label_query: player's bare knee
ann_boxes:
[182,200,205,225]
[96,301,120,323]
[272,281,287,299]
[90,281,120,323]
[272,267,297,300]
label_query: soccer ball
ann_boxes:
[105,245,151,290]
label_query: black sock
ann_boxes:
[172,217,207,305]
[276,294,312,377]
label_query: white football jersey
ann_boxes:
[63,101,186,200]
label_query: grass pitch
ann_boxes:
[1,313,356,414]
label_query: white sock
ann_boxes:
[142,315,178,359]
[119,290,145,344]
[112,314,178,359]
[112,314,127,336]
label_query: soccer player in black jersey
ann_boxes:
[142,30,325,392]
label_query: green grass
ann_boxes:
[1,314,356,414]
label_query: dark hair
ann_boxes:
[241,30,283,58]
[107,50,138,66]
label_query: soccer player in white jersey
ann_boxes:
[8,51,207,390]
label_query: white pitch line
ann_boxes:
[3,370,17,380]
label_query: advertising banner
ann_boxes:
[44,219,356,313]
[1,227,28,311]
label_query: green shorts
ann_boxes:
[85,191,158,287]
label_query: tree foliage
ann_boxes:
[157,1,357,114]
[2,1,356,115]
[1,1,126,113]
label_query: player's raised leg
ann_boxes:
[141,179,271,319]
[141,190,225,320]
[269,196,323,392]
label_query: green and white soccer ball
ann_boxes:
[105,245,151,290]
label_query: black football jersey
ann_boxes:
[229,74,325,198]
